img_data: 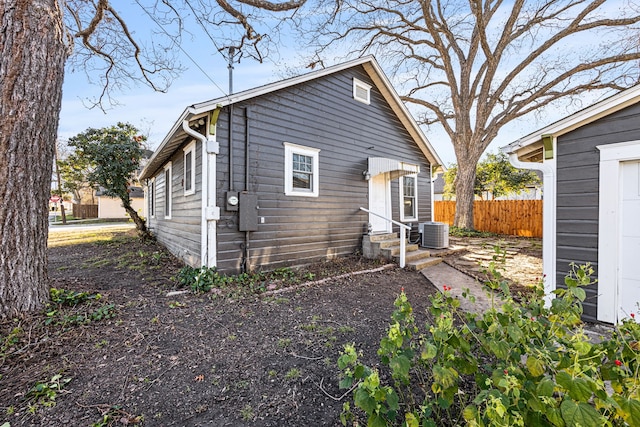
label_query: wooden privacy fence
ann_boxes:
[72,204,98,219]
[434,200,543,238]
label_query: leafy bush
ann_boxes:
[448,226,498,238]
[338,263,640,426]
[174,265,309,294]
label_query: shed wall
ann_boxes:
[556,102,640,321]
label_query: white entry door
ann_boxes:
[368,173,391,234]
[619,160,640,322]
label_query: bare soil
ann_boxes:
[1,230,542,426]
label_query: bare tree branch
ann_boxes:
[300,0,640,227]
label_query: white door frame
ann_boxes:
[368,173,392,234]
[597,140,640,323]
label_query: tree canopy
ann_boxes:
[443,151,541,200]
[66,123,148,233]
[299,0,640,228]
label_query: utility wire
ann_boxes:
[184,0,223,52]
[133,0,228,96]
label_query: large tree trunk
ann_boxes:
[0,1,68,317]
[453,149,480,230]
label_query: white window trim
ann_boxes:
[164,162,172,219]
[353,78,371,105]
[283,142,320,197]
[149,178,155,218]
[597,140,640,323]
[183,140,196,196]
[400,174,419,222]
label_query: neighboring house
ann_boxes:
[96,186,145,219]
[502,85,640,324]
[139,56,444,274]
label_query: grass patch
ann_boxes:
[47,227,134,247]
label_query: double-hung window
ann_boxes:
[284,142,320,197]
[164,162,172,219]
[400,174,418,222]
[183,141,196,196]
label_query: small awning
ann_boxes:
[367,157,420,180]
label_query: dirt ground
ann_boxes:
[0,229,541,426]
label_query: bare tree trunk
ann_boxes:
[0,1,67,317]
[122,197,149,238]
[453,157,477,230]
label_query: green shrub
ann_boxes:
[338,263,640,426]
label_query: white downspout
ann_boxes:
[182,114,220,267]
[506,151,556,306]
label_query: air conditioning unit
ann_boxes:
[419,222,449,249]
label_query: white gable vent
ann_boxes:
[353,78,371,104]
[419,222,449,249]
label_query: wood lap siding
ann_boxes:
[556,102,640,322]
[215,66,431,273]
[147,140,202,266]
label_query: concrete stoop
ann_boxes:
[362,233,443,270]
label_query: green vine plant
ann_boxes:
[338,263,640,427]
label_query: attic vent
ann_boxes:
[353,78,371,104]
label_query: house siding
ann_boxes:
[214,66,432,273]
[556,102,640,322]
[147,139,202,266]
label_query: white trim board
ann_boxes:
[597,140,640,323]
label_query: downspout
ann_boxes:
[505,148,556,306]
[182,108,221,267]
[242,107,251,273]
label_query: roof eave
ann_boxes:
[502,85,640,157]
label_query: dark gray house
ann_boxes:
[139,56,444,274]
[503,85,640,324]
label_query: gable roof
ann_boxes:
[502,84,640,160]
[140,55,443,180]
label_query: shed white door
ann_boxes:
[368,173,391,234]
[619,160,640,322]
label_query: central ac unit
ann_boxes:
[419,222,449,249]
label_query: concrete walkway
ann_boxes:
[421,262,502,314]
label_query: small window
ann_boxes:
[183,141,196,196]
[164,162,172,219]
[149,178,155,218]
[284,142,320,197]
[400,174,418,222]
[353,78,371,104]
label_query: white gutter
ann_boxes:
[505,151,556,306]
[182,114,220,267]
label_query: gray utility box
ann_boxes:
[419,222,449,249]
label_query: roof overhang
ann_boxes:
[140,55,445,181]
[502,84,640,161]
[367,157,420,180]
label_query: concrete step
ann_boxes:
[381,243,419,257]
[378,238,403,249]
[407,256,443,271]
[393,249,432,263]
[367,233,398,243]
